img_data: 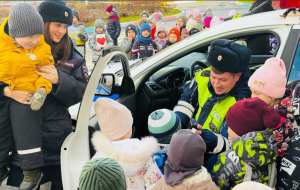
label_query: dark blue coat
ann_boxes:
[3,41,88,167]
[106,13,121,39]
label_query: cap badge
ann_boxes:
[253,80,258,85]
[217,55,222,61]
[258,81,266,89]
[65,12,68,17]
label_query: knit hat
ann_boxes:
[190,28,200,35]
[168,27,181,42]
[178,15,187,26]
[72,8,80,21]
[164,129,206,185]
[186,19,203,32]
[210,16,223,27]
[206,6,213,11]
[140,21,151,34]
[94,98,133,141]
[125,24,137,37]
[207,39,251,73]
[248,58,287,98]
[228,10,238,17]
[193,9,202,19]
[155,21,167,37]
[9,3,44,38]
[95,19,105,30]
[148,12,163,26]
[171,25,180,31]
[140,11,149,19]
[106,5,116,14]
[204,17,212,28]
[148,109,181,144]
[226,98,280,136]
[79,158,127,190]
[232,181,273,190]
[186,10,193,19]
[37,0,73,26]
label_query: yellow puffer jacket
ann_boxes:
[0,17,54,94]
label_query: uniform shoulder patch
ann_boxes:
[82,66,89,82]
[201,70,211,77]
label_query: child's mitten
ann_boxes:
[30,88,47,111]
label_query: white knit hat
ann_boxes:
[233,182,273,190]
[94,98,133,141]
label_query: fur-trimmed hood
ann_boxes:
[92,131,159,177]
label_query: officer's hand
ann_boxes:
[37,65,59,85]
[195,125,202,135]
[4,87,32,105]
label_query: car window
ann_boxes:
[288,40,300,84]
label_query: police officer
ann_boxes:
[173,39,252,172]
[4,0,88,189]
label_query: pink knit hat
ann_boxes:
[204,17,212,28]
[193,9,202,19]
[228,10,237,17]
[148,12,163,25]
[248,58,287,98]
[233,182,273,190]
[155,21,167,37]
[94,98,133,141]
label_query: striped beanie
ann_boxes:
[79,158,127,190]
[148,109,181,144]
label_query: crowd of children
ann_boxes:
[71,5,235,63]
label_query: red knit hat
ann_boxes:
[106,5,116,13]
[168,28,181,42]
[226,98,280,136]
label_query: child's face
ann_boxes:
[73,16,78,25]
[15,34,40,50]
[149,23,155,29]
[177,18,184,28]
[250,87,280,107]
[96,27,104,34]
[169,34,177,43]
[158,31,167,39]
[127,30,136,39]
[142,14,148,20]
[106,12,111,17]
[228,127,240,142]
[49,22,67,43]
[195,15,202,20]
[142,30,150,38]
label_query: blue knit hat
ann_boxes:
[37,0,73,26]
[140,21,151,34]
[148,109,181,144]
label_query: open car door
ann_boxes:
[60,47,135,189]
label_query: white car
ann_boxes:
[62,8,300,189]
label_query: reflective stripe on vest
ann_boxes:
[195,67,237,133]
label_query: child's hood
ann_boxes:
[92,131,159,176]
[229,130,277,167]
[274,89,294,118]
[94,19,105,33]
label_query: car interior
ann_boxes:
[85,32,279,158]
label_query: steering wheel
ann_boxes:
[190,61,208,79]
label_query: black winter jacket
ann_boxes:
[249,0,273,14]
[106,13,121,39]
[6,41,88,167]
[131,40,158,60]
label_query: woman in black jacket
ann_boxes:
[5,0,88,189]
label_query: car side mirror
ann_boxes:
[95,73,115,96]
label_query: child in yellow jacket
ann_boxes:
[0,3,53,189]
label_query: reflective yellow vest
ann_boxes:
[195,67,238,133]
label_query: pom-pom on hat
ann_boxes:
[248,58,287,98]
[226,97,280,136]
[207,39,251,73]
[37,0,73,26]
[148,109,181,144]
[148,12,163,25]
[79,158,127,190]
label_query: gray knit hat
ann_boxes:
[178,15,187,26]
[140,11,149,19]
[148,109,181,144]
[95,19,105,30]
[72,8,80,21]
[8,3,44,38]
[79,158,127,190]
